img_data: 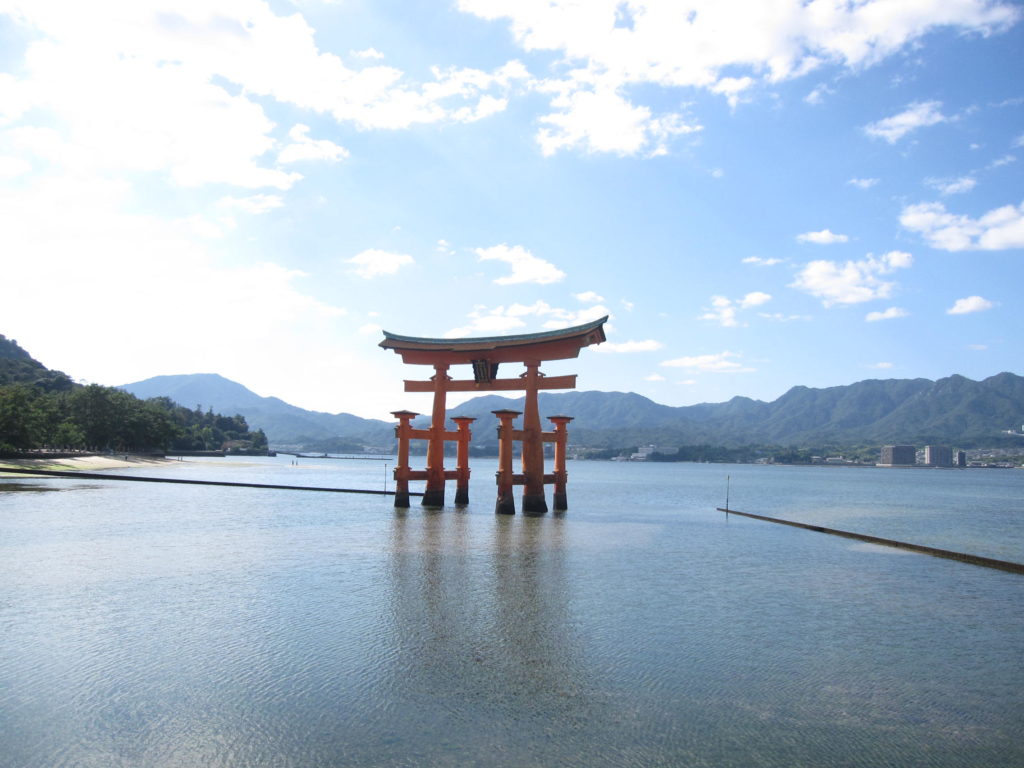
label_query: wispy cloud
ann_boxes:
[596,339,664,353]
[459,1,1018,156]
[743,256,783,266]
[347,248,415,278]
[865,307,909,322]
[900,201,1024,251]
[864,101,949,143]
[660,351,755,373]
[791,251,912,306]
[925,176,976,196]
[699,292,772,327]
[278,124,349,164]
[847,178,879,190]
[218,194,285,214]
[445,301,608,337]
[947,296,995,315]
[474,244,566,285]
[797,228,849,245]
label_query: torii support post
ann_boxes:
[520,361,547,515]
[391,410,418,508]
[493,409,520,515]
[423,363,450,508]
[548,415,573,511]
[452,416,475,506]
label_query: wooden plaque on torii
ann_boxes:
[380,316,607,514]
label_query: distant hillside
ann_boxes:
[442,373,1024,450]
[1,337,266,454]
[0,335,74,392]
[120,374,394,448]
[120,371,1023,452]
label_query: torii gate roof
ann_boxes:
[380,315,607,366]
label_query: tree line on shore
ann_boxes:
[0,335,267,455]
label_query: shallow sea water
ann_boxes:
[1,457,1022,767]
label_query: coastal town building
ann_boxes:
[879,444,916,467]
[924,445,954,468]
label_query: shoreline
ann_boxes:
[0,454,173,472]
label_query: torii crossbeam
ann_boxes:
[380,316,607,513]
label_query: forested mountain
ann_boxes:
[440,373,1023,450]
[0,336,267,454]
[121,369,1024,453]
[120,373,393,448]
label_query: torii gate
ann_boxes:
[380,316,607,514]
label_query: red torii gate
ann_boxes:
[380,316,607,514]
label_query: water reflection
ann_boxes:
[384,510,600,739]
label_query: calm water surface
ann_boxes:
[1,457,1022,767]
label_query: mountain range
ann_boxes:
[119,371,1024,451]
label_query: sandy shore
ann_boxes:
[0,455,173,472]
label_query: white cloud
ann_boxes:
[445,301,609,337]
[535,81,701,157]
[989,154,1016,168]
[865,306,909,322]
[947,295,995,315]
[743,256,782,266]
[805,83,834,105]
[541,304,610,329]
[595,339,663,353]
[759,312,812,322]
[791,250,913,306]
[900,200,1024,251]
[699,292,771,327]
[358,323,383,335]
[218,194,284,214]
[0,155,32,178]
[474,244,566,285]
[645,373,666,382]
[848,177,879,190]
[0,1,527,193]
[739,291,771,308]
[351,47,385,60]
[711,76,754,108]
[278,124,349,164]
[967,344,988,350]
[868,362,894,369]
[459,0,1018,155]
[797,228,849,245]
[700,295,740,327]
[660,351,754,373]
[0,173,384,415]
[347,248,415,278]
[575,290,605,303]
[926,176,976,195]
[864,101,949,143]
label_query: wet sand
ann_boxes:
[0,454,172,472]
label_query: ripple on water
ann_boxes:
[1,463,1023,767]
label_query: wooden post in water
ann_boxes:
[391,410,418,508]
[493,409,520,515]
[520,361,548,515]
[423,364,450,507]
[453,416,475,506]
[548,415,573,511]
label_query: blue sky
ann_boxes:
[1,0,1021,420]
